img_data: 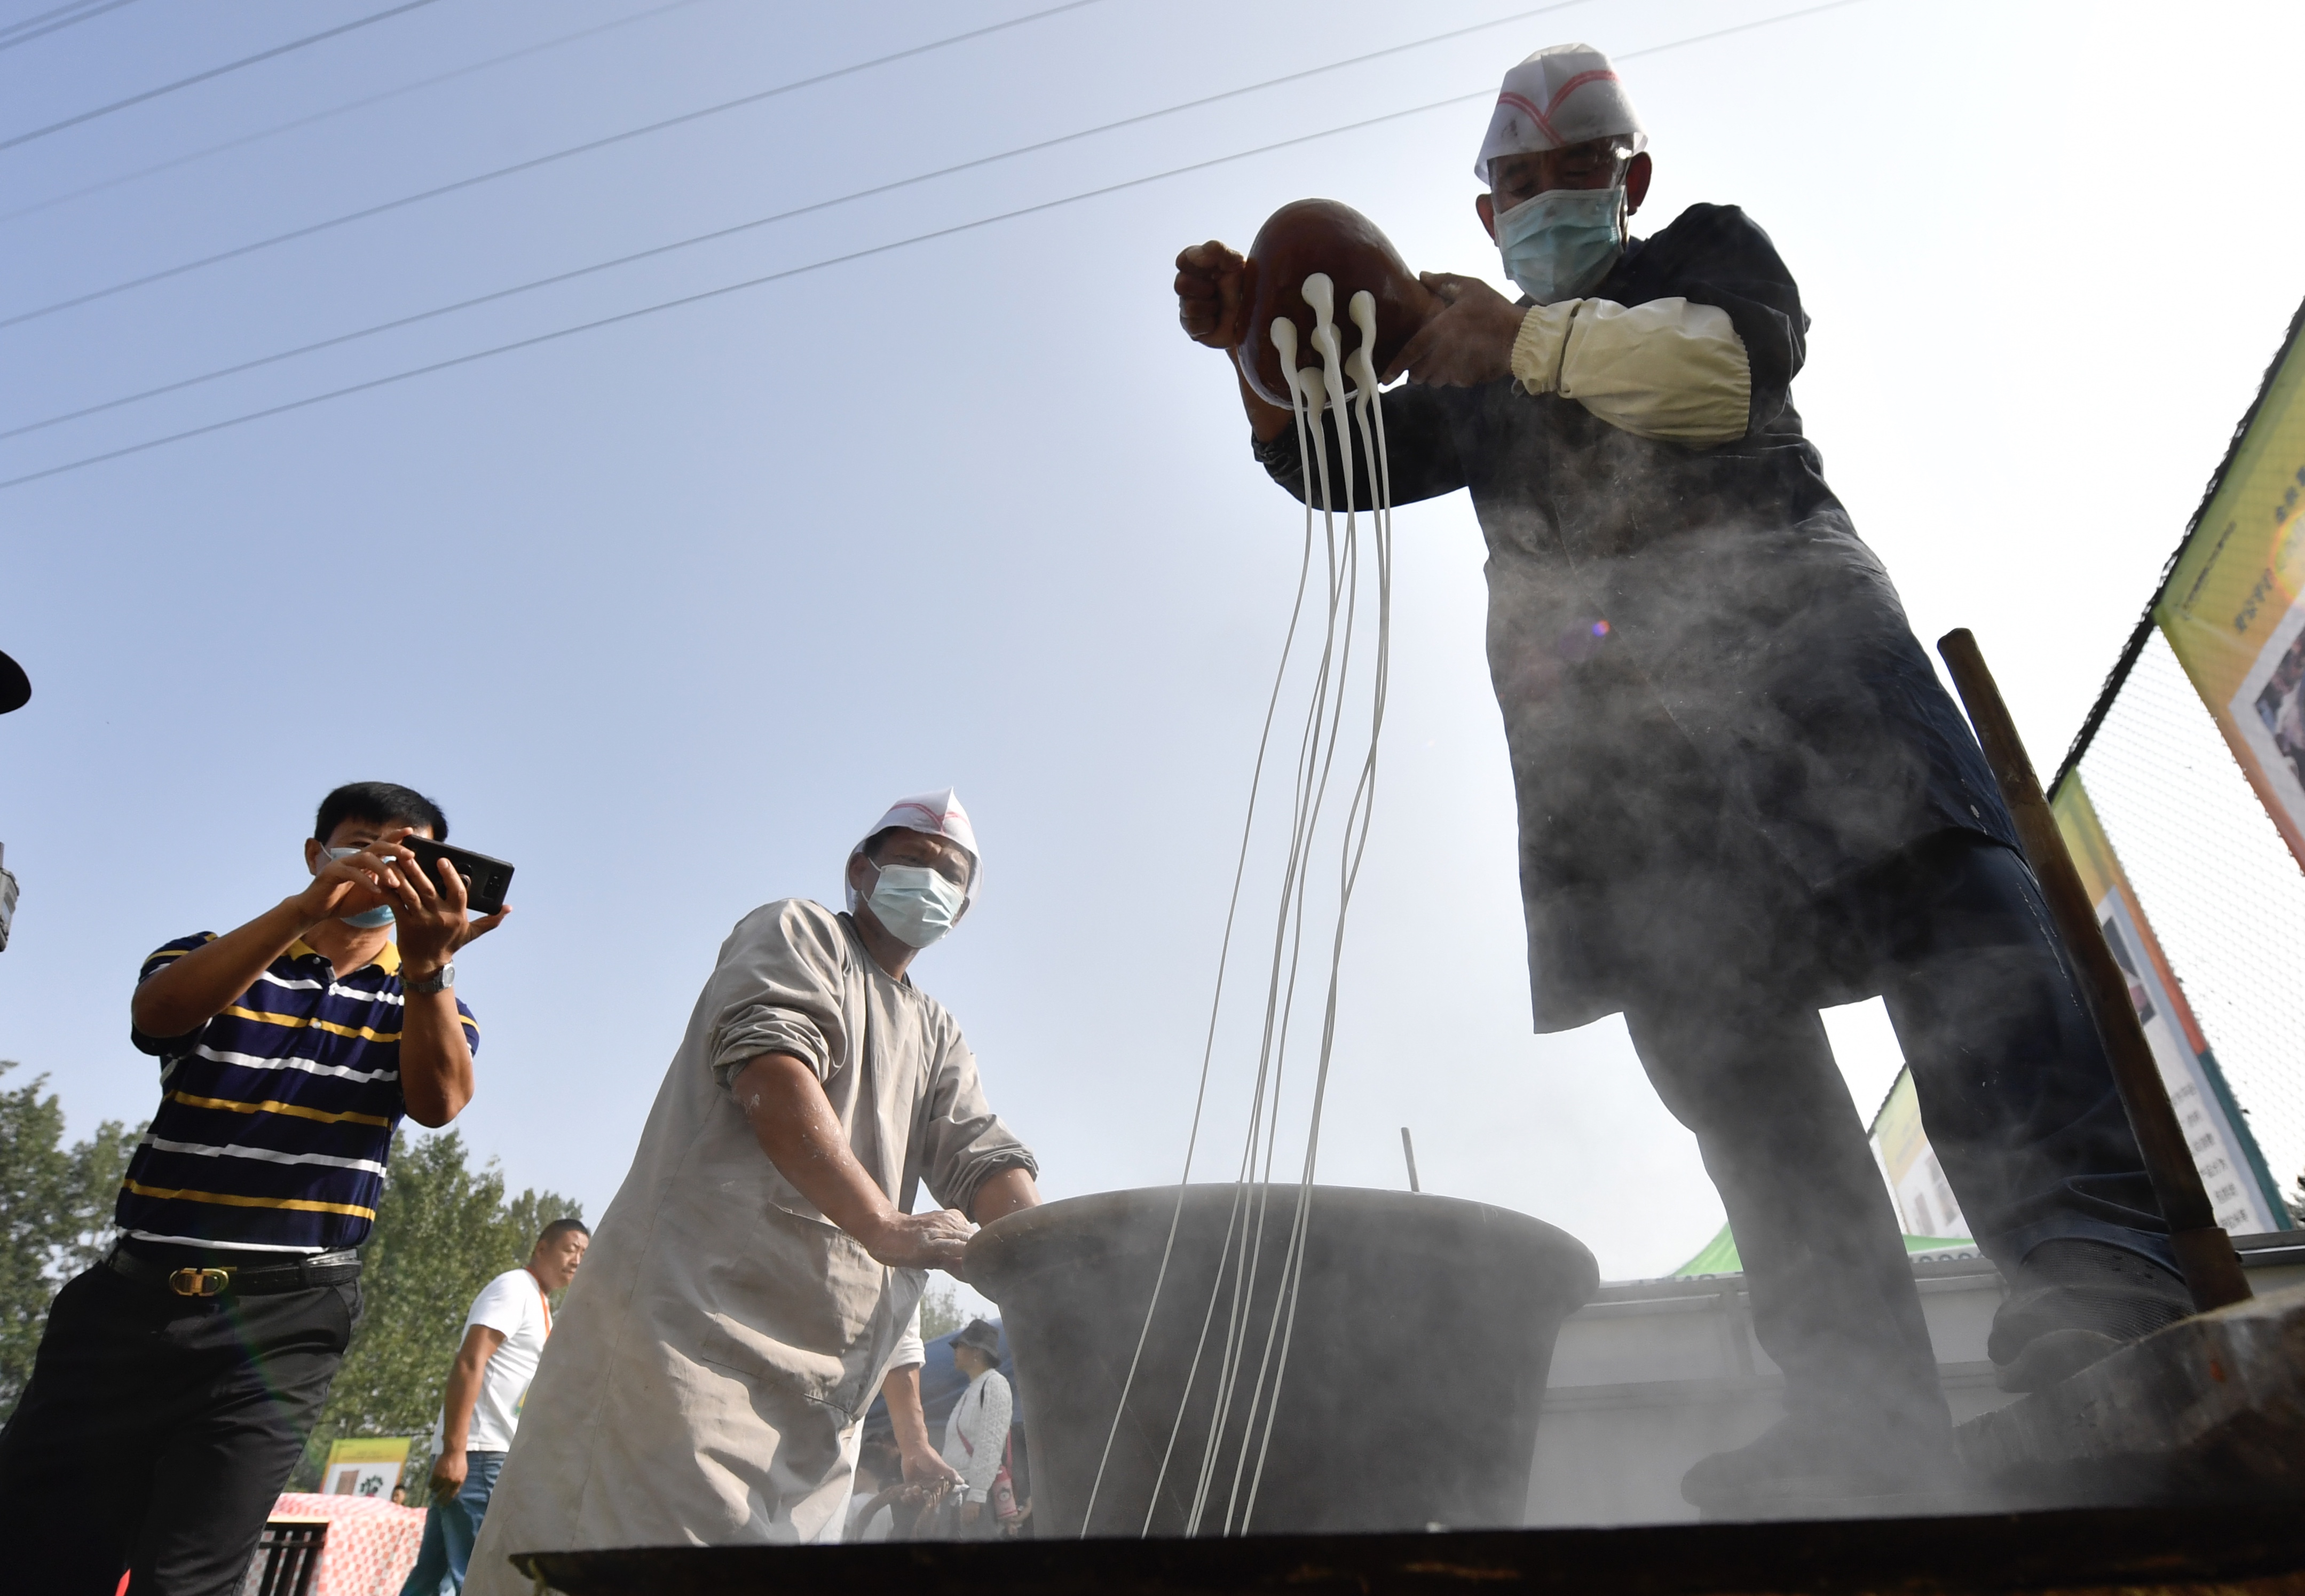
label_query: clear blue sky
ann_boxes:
[3,0,2300,1281]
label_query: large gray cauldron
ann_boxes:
[965,1184,1597,1538]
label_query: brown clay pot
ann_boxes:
[1234,200,1443,409]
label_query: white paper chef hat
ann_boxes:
[1474,43,1647,185]
[846,788,980,911]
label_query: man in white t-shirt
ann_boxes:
[399,1218,588,1595]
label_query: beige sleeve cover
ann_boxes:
[1509,296,1751,446]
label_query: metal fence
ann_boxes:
[2062,628,2305,1218]
[2050,295,2305,1229]
[237,1520,326,1596]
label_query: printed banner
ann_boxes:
[320,1435,413,1500]
[2053,777,2285,1234]
[2154,305,2305,866]
[1868,1068,1970,1241]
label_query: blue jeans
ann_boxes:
[398,1450,505,1595]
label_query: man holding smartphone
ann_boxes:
[465,791,1037,1586]
[0,781,506,1596]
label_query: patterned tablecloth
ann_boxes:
[266,1492,427,1596]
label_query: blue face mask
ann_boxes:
[1494,184,1625,305]
[865,862,968,950]
[321,845,396,929]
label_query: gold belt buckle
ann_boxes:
[168,1267,232,1298]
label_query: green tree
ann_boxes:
[0,1061,141,1417]
[918,1276,968,1341]
[291,1129,579,1492]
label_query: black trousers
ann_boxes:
[0,1258,359,1596]
[1621,833,2169,1445]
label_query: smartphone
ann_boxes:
[401,836,515,916]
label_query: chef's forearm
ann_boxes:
[882,1364,934,1460]
[731,1053,897,1241]
[1510,297,1751,444]
[970,1166,1040,1225]
[1238,364,1294,443]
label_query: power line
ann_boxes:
[0,0,141,53]
[1614,0,1867,63]
[1,0,1599,429]
[0,0,447,155]
[0,0,1111,329]
[0,97,1469,491]
[0,0,108,39]
[0,0,714,224]
[0,0,1873,492]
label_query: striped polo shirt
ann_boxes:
[119,932,480,1253]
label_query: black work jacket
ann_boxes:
[1254,203,2018,1029]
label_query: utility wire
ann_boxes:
[0,0,1872,491]
[0,0,108,39]
[1614,0,1866,64]
[0,0,446,155]
[1,0,1599,430]
[0,0,715,224]
[0,0,1834,326]
[0,96,1461,489]
[0,0,140,53]
[0,0,1110,329]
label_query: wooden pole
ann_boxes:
[1936,629,2250,1311]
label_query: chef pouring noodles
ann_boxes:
[1173,41,2198,1519]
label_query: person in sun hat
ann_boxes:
[463,791,1040,1589]
[1176,42,2192,1516]
[937,1317,1014,1539]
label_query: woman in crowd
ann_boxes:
[938,1320,1013,1538]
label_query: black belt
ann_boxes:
[107,1245,361,1298]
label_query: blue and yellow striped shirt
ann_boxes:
[119,933,480,1252]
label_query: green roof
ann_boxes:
[1670,1223,1974,1278]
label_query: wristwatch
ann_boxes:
[405,962,454,996]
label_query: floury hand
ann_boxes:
[902,1452,964,1491]
[861,1206,975,1272]
[1384,272,1522,386]
[733,1053,993,1273]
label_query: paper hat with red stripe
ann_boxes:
[846,788,980,911]
[1474,43,1646,185]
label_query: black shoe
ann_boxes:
[1987,1239,2191,1393]
[1680,1414,1960,1518]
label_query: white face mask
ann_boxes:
[864,862,968,949]
[319,844,394,929]
[1494,182,1626,304]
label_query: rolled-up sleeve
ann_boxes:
[914,1026,1037,1217]
[705,900,853,1089]
[1510,296,1750,446]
